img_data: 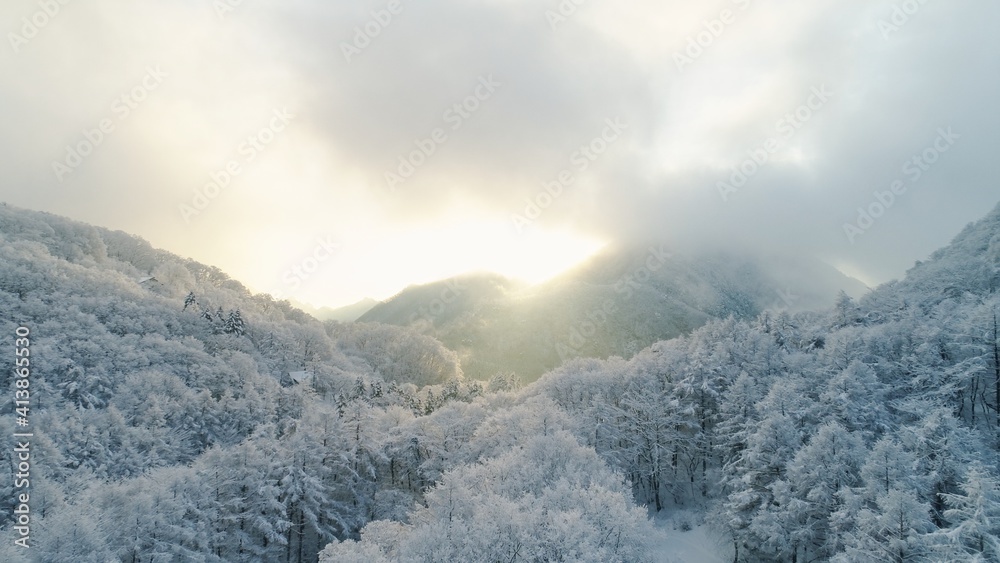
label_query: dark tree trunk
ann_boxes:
[993,312,999,429]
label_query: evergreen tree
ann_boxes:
[225,309,246,336]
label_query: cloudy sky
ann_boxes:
[2,0,998,308]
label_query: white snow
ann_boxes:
[651,511,734,563]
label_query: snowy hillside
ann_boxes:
[0,202,999,561]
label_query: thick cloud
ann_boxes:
[0,0,997,304]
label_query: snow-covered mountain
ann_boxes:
[328,201,1000,561]
[2,202,999,562]
[360,244,868,380]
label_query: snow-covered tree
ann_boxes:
[224,309,246,336]
[320,431,659,563]
[836,488,935,563]
[933,463,1000,560]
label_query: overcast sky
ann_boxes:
[2,0,998,308]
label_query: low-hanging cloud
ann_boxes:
[0,0,997,304]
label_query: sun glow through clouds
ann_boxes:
[265,219,606,309]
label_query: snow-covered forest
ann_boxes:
[1,201,1000,562]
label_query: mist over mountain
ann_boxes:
[301,297,379,323]
[2,202,1000,562]
[360,242,868,380]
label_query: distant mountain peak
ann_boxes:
[357,242,869,381]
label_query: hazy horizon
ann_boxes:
[2,0,999,309]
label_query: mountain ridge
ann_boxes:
[359,241,869,380]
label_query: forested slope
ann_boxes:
[0,206,475,561]
[326,202,1000,562]
[0,202,998,562]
